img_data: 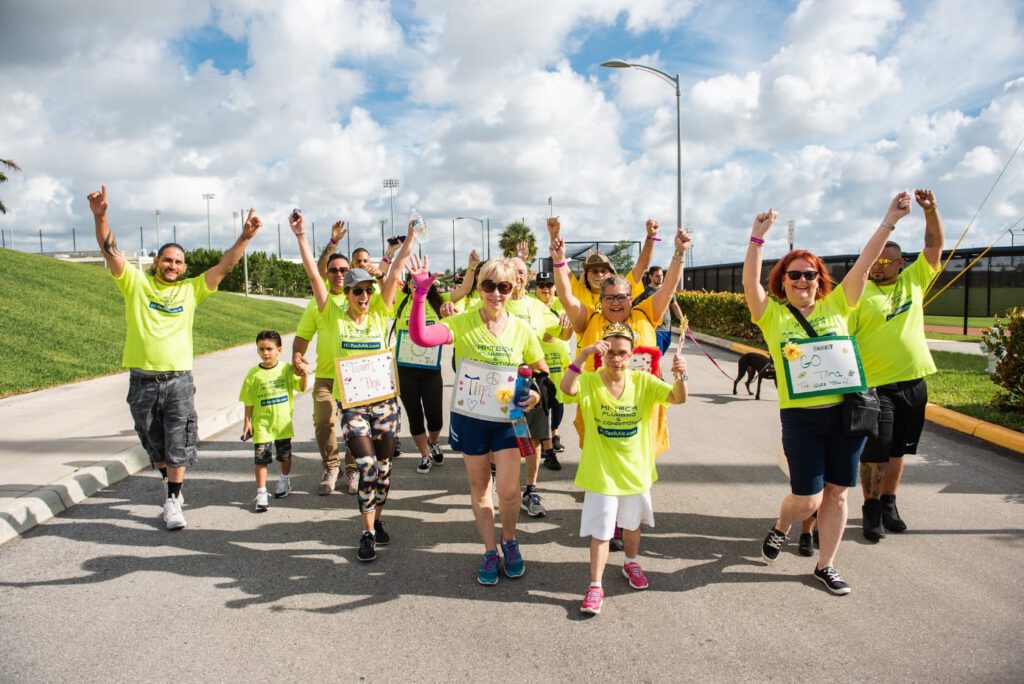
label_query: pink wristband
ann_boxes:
[749,236,765,245]
[646,236,661,242]
[381,256,391,264]
[568,363,582,374]
[553,261,567,268]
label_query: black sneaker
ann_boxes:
[551,435,565,453]
[357,532,377,562]
[428,442,445,465]
[814,565,851,595]
[761,527,787,562]
[373,519,390,546]
[798,532,815,557]
[542,449,562,471]
[880,494,907,532]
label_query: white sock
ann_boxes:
[590,581,602,588]
[257,487,267,493]
[624,556,638,564]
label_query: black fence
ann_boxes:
[684,245,1024,323]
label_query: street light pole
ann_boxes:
[155,209,161,247]
[202,193,215,249]
[451,218,456,274]
[601,60,683,233]
[456,216,485,260]
[383,178,399,254]
[379,218,388,255]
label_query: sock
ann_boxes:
[257,487,267,493]
[590,581,602,588]
[525,483,537,494]
[625,556,638,564]
[158,467,168,480]
[166,481,183,498]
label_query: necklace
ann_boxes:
[153,279,183,306]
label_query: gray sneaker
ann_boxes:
[521,490,547,518]
[274,475,291,498]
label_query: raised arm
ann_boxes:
[743,209,777,321]
[841,192,912,306]
[317,220,348,278]
[449,249,480,304]
[649,229,692,322]
[560,341,606,396]
[290,211,328,311]
[380,221,416,308]
[550,236,588,332]
[88,185,126,277]
[406,254,454,347]
[632,219,660,283]
[915,188,944,268]
[205,208,262,290]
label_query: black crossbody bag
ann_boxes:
[785,304,880,439]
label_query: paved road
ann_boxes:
[1,340,1022,682]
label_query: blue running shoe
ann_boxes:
[500,538,525,578]
[478,550,500,585]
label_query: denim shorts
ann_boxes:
[254,438,293,465]
[449,412,518,456]
[780,403,865,495]
[126,370,198,468]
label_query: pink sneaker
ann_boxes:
[623,561,649,590]
[580,586,604,615]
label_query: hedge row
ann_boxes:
[677,290,765,345]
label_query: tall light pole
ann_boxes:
[378,218,388,255]
[202,193,215,249]
[383,178,399,254]
[456,216,485,260]
[601,59,682,233]
[155,209,161,247]
[451,219,456,274]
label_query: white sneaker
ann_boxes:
[274,475,291,498]
[162,479,184,506]
[163,497,187,530]
[254,489,269,512]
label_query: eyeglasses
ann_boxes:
[785,270,819,282]
[350,286,374,296]
[480,280,513,295]
[327,266,349,274]
[601,293,631,303]
[874,258,898,266]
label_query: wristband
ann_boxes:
[568,363,582,374]
[381,256,391,264]
[881,221,895,231]
[924,205,937,214]
[749,235,765,245]
[328,239,338,245]
[646,236,661,242]
[553,261,567,268]
[294,232,305,237]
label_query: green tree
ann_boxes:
[498,220,537,261]
[607,240,636,275]
[0,158,21,214]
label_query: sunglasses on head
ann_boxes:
[874,257,898,266]
[327,266,349,274]
[480,279,513,294]
[350,286,374,296]
[786,270,819,282]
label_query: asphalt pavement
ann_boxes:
[1,326,1022,682]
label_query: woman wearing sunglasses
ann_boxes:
[290,211,414,564]
[406,254,549,586]
[743,192,911,595]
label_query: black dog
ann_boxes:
[733,352,775,400]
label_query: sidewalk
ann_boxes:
[0,295,310,546]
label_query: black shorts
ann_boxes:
[860,378,928,463]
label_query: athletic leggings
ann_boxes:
[397,365,444,437]
[339,398,400,514]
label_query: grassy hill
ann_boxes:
[0,249,303,397]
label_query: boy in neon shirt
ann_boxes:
[560,322,689,616]
[240,330,309,512]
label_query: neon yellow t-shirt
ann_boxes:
[442,309,544,368]
[325,293,392,400]
[849,257,939,386]
[391,291,450,332]
[114,266,214,371]
[532,292,564,314]
[563,369,672,495]
[577,298,658,371]
[505,296,561,339]
[754,284,856,409]
[239,361,304,443]
[570,270,644,312]
[540,336,571,389]
[295,292,348,380]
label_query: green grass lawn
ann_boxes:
[924,315,997,328]
[0,249,303,398]
[926,331,981,342]
[929,351,1023,432]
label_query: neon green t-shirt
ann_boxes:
[505,296,562,339]
[540,337,571,389]
[239,361,303,443]
[563,369,672,495]
[295,292,348,380]
[114,266,214,371]
[849,257,939,386]
[754,284,856,409]
[531,292,564,314]
[441,309,544,368]
[391,291,450,332]
[325,293,391,400]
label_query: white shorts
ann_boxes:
[579,490,655,540]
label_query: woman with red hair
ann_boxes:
[743,193,912,595]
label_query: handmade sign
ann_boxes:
[781,336,867,399]
[395,329,442,370]
[450,358,518,423]
[594,346,662,376]
[336,349,399,408]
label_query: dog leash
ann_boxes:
[683,328,734,380]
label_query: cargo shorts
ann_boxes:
[127,370,199,468]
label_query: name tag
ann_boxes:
[395,330,442,370]
[781,336,867,398]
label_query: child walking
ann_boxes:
[559,322,688,615]
[240,330,308,512]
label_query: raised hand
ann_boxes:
[331,220,348,243]
[87,185,108,217]
[288,209,304,236]
[646,218,660,238]
[581,340,610,359]
[674,228,693,254]
[407,253,436,292]
[751,209,777,238]
[547,216,561,241]
[550,236,567,263]
[384,240,402,261]
[884,191,912,226]
[242,208,262,239]
[914,188,937,211]
[467,249,481,271]
[516,240,530,262]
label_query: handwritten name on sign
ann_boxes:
[336,349,399,408]
[395,330,442,370]
[781,336,867,399]
[450,358,517,423]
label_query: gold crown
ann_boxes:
[602,321,636,341]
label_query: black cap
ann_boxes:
[535,272,554,285]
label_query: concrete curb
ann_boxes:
[689,330,1024,455]
[0,402,244,547]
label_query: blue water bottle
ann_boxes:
[509,365,535,458]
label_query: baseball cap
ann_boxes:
[535,271,554,285]
[343,268,375,289]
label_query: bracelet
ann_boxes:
[646,236,661,242]
[749,235,765,245]
[381,256,391,264]
[568,363,582,374]
[924,205,937,214]
[328,239,337,245]
[553,261,567,268]
[881,221,896,231]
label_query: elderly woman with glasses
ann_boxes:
[406,254,549,586]
[743,192,911,596]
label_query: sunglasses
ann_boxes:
[601,293,631,303]
[350,286,375,296]
[327,266,349,274]
[480,279,513,294]
[874,257,898,266]
[785,270,819,282]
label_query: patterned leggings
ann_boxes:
[339,398,400,514]
[354,453,392,514]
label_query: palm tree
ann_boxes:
[498,220,537,261]
[0,158,21,214]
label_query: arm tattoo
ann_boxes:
[102,235,124,258]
